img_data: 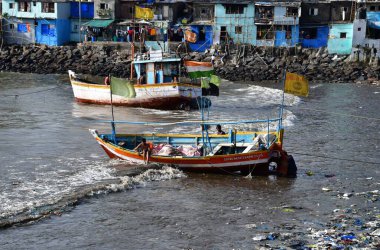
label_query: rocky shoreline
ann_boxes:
[0,44,379,85]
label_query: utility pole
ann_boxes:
[78,0,82,43]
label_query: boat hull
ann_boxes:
[69,75,202,110]
[90,130,281,175]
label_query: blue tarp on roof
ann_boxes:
[367,12,380,29]
[188,25,213,52]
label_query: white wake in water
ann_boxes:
[163,84,300,134]
[0,159,185,227]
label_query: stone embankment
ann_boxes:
[0,44,379,84]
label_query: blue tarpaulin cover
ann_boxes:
[367,12,380,29]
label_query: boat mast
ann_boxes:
[109,74,116,144]
[278,68,287,132]
[130,5,135,80]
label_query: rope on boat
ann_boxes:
[290,152,380,165]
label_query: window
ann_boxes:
[42,3,55,13]
[370,6,375,11]
[256,6,274,20]
[257,25,274,39]
[18,2,31,12]
[199,7,211,18]
[286,7,298,17]
[17,23,27,33]
[224,4,245,14]
[100,3,109,9]
[301,28,317,39]
[33,2,36,6]
[235,26,242,34]
[129,7,133,14]
[309,8,318,16]
[9,3,14,9]
[9,23,15,30]
[73,24,78,32]
[340,32,347,38]
[358,27,361,31]
[41,24,56,36]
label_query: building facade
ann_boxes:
[353,0,380,51]
[255,0,300,47]
[214,2,255,45]
[327,0,355,54]
[1,0,71,45]
[70,1,94,42]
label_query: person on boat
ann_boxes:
[138,73,146,84]
[170,64,178,82]
[134,138,152,164]
[104,76,110,85]
[216,124,226,135]
[211,53,216,66]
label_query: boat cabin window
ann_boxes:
[214,146,247,155]
[163,63,179,83]
[135,60,181,84]
[135,64,147,84]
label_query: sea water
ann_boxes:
[0,72,379,248]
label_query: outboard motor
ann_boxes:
[287,155,297,178]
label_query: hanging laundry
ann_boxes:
[185,30,197,43]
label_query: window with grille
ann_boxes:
[42,3,55,13]
[286,7,298,17]
[18,2,31,12]
[224,4,245,14]
[257,25,274,39]
[100,3,109,9]
[309,8,318,16]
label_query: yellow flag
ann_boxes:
[285,72,309,97]
[135,6,154,19]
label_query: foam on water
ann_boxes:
[0,158,185,228]
[0,80,300,228]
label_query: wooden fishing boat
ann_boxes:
[89,119,297,176]
[68,53,205,110]
[89,70,307,176]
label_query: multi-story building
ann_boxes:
[353,0,380,51]
[299,0,330,49]
[300,0,355,54]
[327,0,356,54]
[1,0,71,45]
[214,1,255,45]
[186,0,214,51]
[254,0,301,47]
[70,0,94,42]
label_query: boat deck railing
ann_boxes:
[96,118,281,127]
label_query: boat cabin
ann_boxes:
[100,130,280,158]
[133,53,181,85]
